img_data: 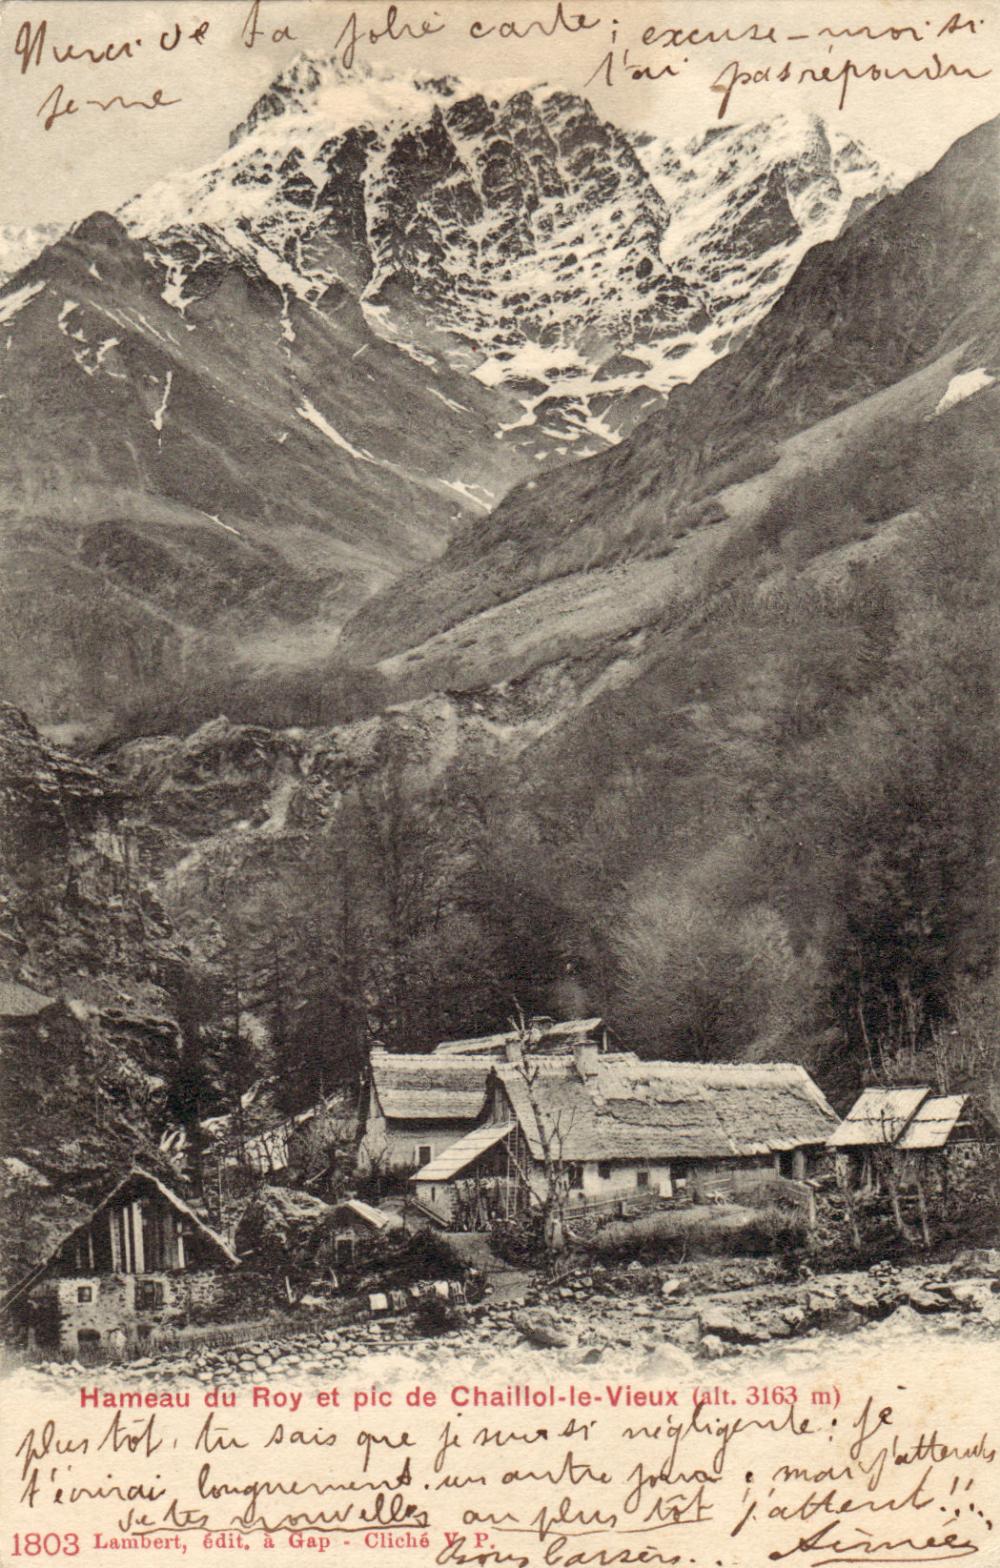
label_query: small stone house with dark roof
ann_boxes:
[1,1169,237,1354]
[356,1049,492,1175]
[410,1043,838,1224]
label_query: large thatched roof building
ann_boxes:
[356,1049,493,1175]
[410,1043,837,1223]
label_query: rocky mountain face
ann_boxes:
[124,60,899,443]
[0,211,542,735]
[0,705,190,1287]
[0,67,897,739]
[305,114,1000,1084]
[342,114,1000,679]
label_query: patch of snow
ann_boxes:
[296,396,376,464]
[932,368,995,418]
[135,310,177,346]
[352,344,368,360]
[88,262,102,281]
[280,293,295,343]
[151,370,173,433]
[0,280,45,324]
[58,299,79,329]
[428,386,469,415]
[442,479,493,511]
[199,509,243,537]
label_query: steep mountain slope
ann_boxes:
[124,60,898,442]
[0,213,537,733]
[0,705,190,1287]
[635,114,897,370]
[312,112,998,1082]
[341,112,1000,686]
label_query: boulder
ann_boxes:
[699,1305,760,1343]
[905,1286,951,1314]
[756,1312,794,1340]
[842,1283,880,1315]
[949,1249,1000,1279]
[946,1281,995,1312]
[699,1334,728,1359]
[870,1304,928,1337]
[513,1310,571,1348]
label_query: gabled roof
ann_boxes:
[0,1167,237,1314]
[896,1095,968,1150]
[411,1123,515,1183]
[331,1198,403,1231]
[369,1052,490,1121]
[828,1087,931,1148]
[434,1018,603,1058]
[493,1056,838,1163]
[108,1170,239,1264]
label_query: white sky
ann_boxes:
[0,0,998,226]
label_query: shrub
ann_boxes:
[591,1203,807,1263]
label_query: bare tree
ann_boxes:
[506,1009,577,1252]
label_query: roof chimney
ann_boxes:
[575,1040,599,1080]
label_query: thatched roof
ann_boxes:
[370,1051,490,1122]
[411,1123,514,1183]
[828,1087,930,1148]
[494,1055,838,1163]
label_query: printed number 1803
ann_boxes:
[11,1535,80,1556]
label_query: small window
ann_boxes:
[136,1280,164,1311]
[77,1286,93,1303]
[417,1145,432,1167]
[567,1162,584,1191]
[77,1329,101,1349]
[597,1162,612,1181]
[636,1170,650,1190]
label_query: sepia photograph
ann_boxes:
[0,2,998,1561]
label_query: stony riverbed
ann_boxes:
[11,1248,999,1392]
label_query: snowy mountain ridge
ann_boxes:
[119,59,905,441]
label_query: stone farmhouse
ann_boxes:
[1,1168,237,1354]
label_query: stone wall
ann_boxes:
[31,1269,228,1352]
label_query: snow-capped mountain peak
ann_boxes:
[118,68,904,442]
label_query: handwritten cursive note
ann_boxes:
[2,1356,997,1567]
[3,1,995,138]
